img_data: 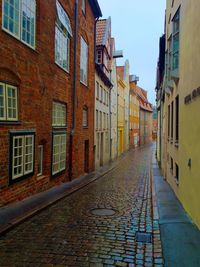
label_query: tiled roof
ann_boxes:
[96,19,107,46]
[135,86,153,112]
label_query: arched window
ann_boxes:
[83,105,88,128]
[2,0,36,48]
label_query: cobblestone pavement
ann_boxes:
[0,145,163,267]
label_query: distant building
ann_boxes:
[94,18,112,169]
[117,61,130,153]
[129,76,140,148]
[136,87,153,146]
[152,106,158,140]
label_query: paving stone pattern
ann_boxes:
[0,145,163,267]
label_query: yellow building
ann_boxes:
[117,73,125,155]
[129,77,140,147]
[162,0,200,229]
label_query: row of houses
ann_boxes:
[0,0,153,207]
[156,0,200,229]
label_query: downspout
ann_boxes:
[109,82,112,161]
[117,84,119,157]
[69,0,78,180]
[93,17,100,170]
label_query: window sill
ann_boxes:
[83,126,88,129]
[0,120,21,125]
[55,62,70,74]
[36,175,46,181]
[52,126,67,130]
[171,69,179,83]
[80,80,88,88]
[175,141,179,148]
[174,177,179,186]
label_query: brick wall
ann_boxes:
[0,0,96,206]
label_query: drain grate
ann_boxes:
[91,208,116,216]
[136,232,152,243]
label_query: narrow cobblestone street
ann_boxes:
[0,145,163,267]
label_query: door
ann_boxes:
[84,140,89,173]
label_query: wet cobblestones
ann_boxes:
[0,145,163,266]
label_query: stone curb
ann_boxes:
[0,159,121,237]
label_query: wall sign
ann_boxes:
[184,87,200,104]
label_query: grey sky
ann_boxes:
[98,0,166,104]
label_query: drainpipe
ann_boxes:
[69,0,78,180]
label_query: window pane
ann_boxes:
[24,135,34,174]
[12,136,24,179]
[21,0,36,47]
[52,102,66,126]
[3,0,20,37]
[6,85,18,120]
[52,134,66,175]
[80,37,88,85]
[38,145,43,175]
[0,84,5,120]
[55,25,69,71]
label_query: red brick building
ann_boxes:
[0,0,101,206]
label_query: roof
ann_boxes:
[96,19,107,46]
[135,86,153,112]
[89,0,102,18]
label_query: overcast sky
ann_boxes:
[98,0,166,105]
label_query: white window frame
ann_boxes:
[37,145,43,176]
[80,36,88,86]
[55,23,70,72]
[52,102,66,127]
[52,133,66,175]
[11,133,34,181]
[2,0,36,49]
[0,82,18,121]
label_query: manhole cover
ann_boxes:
[91,208,116,216]
[136,232,152,243]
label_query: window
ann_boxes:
[96,50,101,64]
[80,37,88,85]
[52,102,66,127]
[171,101,174,140]
[170,157,173,173]
[172,8,180,70]
[100,86,103,101]
[167,37,172,81]
[96,81,99,99]
[96,110,98,130]
[100,111,102,130]
[0,82,18,121]
[52,133,66,175]
[3,0,36,48]
[168,105,170,139]
[82,0,85,14]
[175,95,179,144]
[10,132,35,182]
[55,1,72,72]
[83,106,88,127]
[38,145,43,176]
[175,163,179,184]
